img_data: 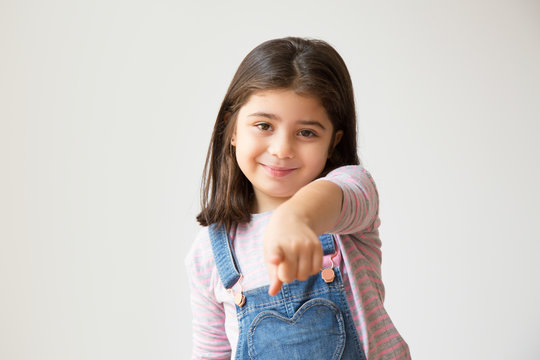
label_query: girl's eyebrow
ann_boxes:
[248,112,326,130]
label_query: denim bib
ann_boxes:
[209,224,366,360]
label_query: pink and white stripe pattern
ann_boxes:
[186,165,410,359]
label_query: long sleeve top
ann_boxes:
[186,165,411,359]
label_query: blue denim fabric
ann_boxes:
[209,224,366,360]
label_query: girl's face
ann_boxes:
[232,89,342,213]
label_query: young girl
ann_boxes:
[187,37,410,360]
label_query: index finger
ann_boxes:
[268,263,283,296]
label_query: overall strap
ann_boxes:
[319,233,336,255]
[208,223,242,289]
[208,224,337,290]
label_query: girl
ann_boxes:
[187,37,410,360]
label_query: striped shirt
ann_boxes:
[186,165,411,359]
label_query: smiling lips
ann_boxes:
[261,164,298,177]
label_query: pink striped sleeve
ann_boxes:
[318,165,380,235]
[186,228,232,359]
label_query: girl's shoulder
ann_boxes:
[185,226,216,273]
[320,165,377,190]
[324,164,373,179]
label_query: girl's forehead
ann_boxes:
[247,88,320,102]
[240,89,327,117]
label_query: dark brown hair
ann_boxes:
[196,37,360,229]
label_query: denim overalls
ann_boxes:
[209,224,367,360]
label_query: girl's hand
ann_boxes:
[264,208,323,296]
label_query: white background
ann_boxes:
[1,0,539,359]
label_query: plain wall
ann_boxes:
[1,0,539,359]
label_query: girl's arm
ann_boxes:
[186,232,232,359]
[264,165,379,295]
[188,279,231,359]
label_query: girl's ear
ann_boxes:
[225,112,237,146]
[328,130,343,159]
[332,130,343,150]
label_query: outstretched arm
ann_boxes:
[264,179,343,296]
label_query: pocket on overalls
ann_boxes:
[247,298,346,360]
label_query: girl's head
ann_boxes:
[197,37,360,228]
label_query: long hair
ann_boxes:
[196,37,360,229]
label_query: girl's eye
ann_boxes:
[255,123,271,131]
[298,129,317,138]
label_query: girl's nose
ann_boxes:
[268,134,295,159]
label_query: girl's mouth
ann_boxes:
[260,164,297,178]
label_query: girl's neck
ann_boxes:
[251,190,291,214]
[252,198,288,214]
[250,209,274,217]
